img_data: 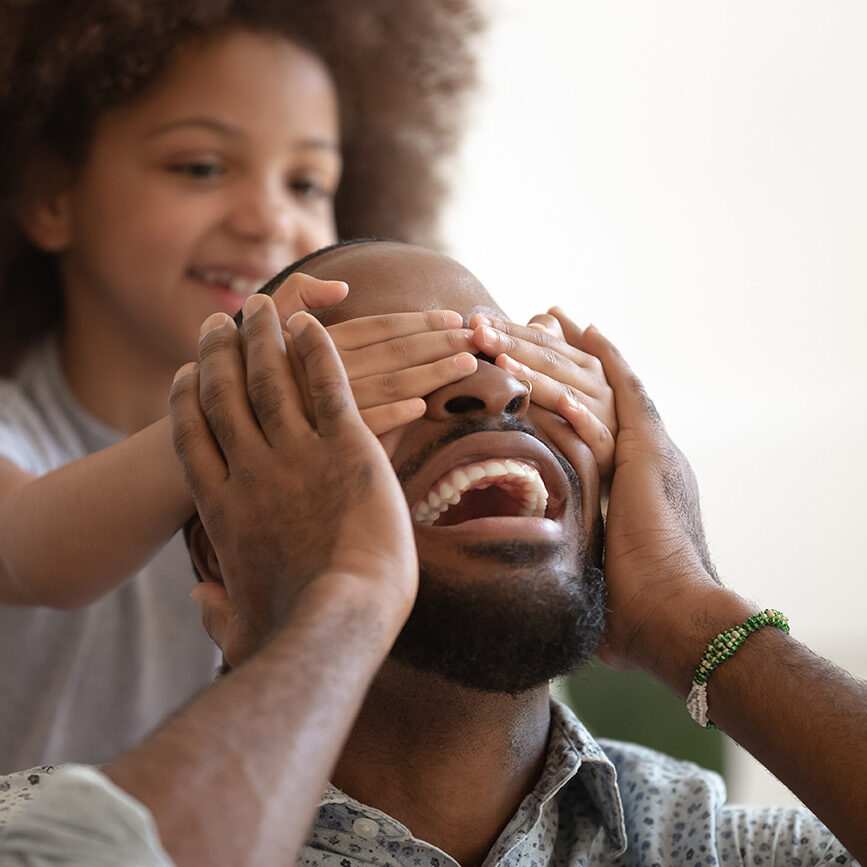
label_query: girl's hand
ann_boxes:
[266,270,350,320]
[259,272,478,439]
[327,311,477,438]
[469,308,617,480]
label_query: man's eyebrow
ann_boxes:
[144,118,339,152]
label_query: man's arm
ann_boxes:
[10,299,415,867]
[549,315,866,862]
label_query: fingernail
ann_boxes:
[200,312,231,338]
[472,314,492,327]
[286,311,309,337]
[443,311,463,328]
[172,362,198,384]
[586,323,598,333]
[454,353,477,372]
[479,325,498,346]
[242,293,268,317]
[501,355,521,374]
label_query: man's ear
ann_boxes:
[189,518,224,585]
[15,153,75,253]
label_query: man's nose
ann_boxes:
[425,359,531,421]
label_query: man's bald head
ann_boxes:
[260,239,506,328]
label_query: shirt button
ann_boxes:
[352,817,380,839]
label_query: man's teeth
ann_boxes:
[412,459,549,526]
[193,268,261,297]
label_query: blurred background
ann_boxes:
[442,0,867,806]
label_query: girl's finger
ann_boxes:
[360,398,427,437]
[495,355,617,458]
[328,309,463,351]
[547,306,584,347]
[265,272,348,322]
[470,317,592,370]
[526,313,564,338]
[341,328,473,379]
[350,353,477,409]
[557,393,615,480]
[169,362,227,494]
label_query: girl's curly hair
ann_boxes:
[0,0,484,372]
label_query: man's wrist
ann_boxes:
[271,568,414,658]
[626,578,756,697]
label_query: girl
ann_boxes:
[0,0,483,771]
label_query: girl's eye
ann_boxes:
[169,161,225,179]
[289,176,332,200]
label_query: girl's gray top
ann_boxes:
[0,341,220,772]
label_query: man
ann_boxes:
[1,241,863,865]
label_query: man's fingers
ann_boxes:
[267,272,348,321]
[197,314,262,463]
[341,328,474,379]
[328,310,464,351]
[169,362,227,494]
[286,312,361,438]
[350,353,477,410]
[580,325,663,431]
[239,294,306,445]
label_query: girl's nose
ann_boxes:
[226,178,296,245]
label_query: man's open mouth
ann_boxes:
[412,458,550,527]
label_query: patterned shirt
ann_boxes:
[0,700,857,865]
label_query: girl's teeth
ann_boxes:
[194,269,258,296]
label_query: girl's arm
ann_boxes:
[0,416,192,607]
[0,300,475,608]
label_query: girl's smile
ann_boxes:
[29,29,340,428]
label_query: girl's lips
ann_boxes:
[187,266,272,298]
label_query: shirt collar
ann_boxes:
[548,697,628,856]
[319,695,628,858]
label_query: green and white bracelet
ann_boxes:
[686,609,790,728]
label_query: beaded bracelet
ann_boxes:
[686,609,790,728]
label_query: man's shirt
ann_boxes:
[0,700,856,865]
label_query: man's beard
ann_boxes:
[389,518,606,695]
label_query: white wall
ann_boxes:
[442,0,867,806]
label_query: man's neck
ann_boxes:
[332,661,552,867]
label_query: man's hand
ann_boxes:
[573,324,744,687]
[170,294,418,666]
[469,310,616,480]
